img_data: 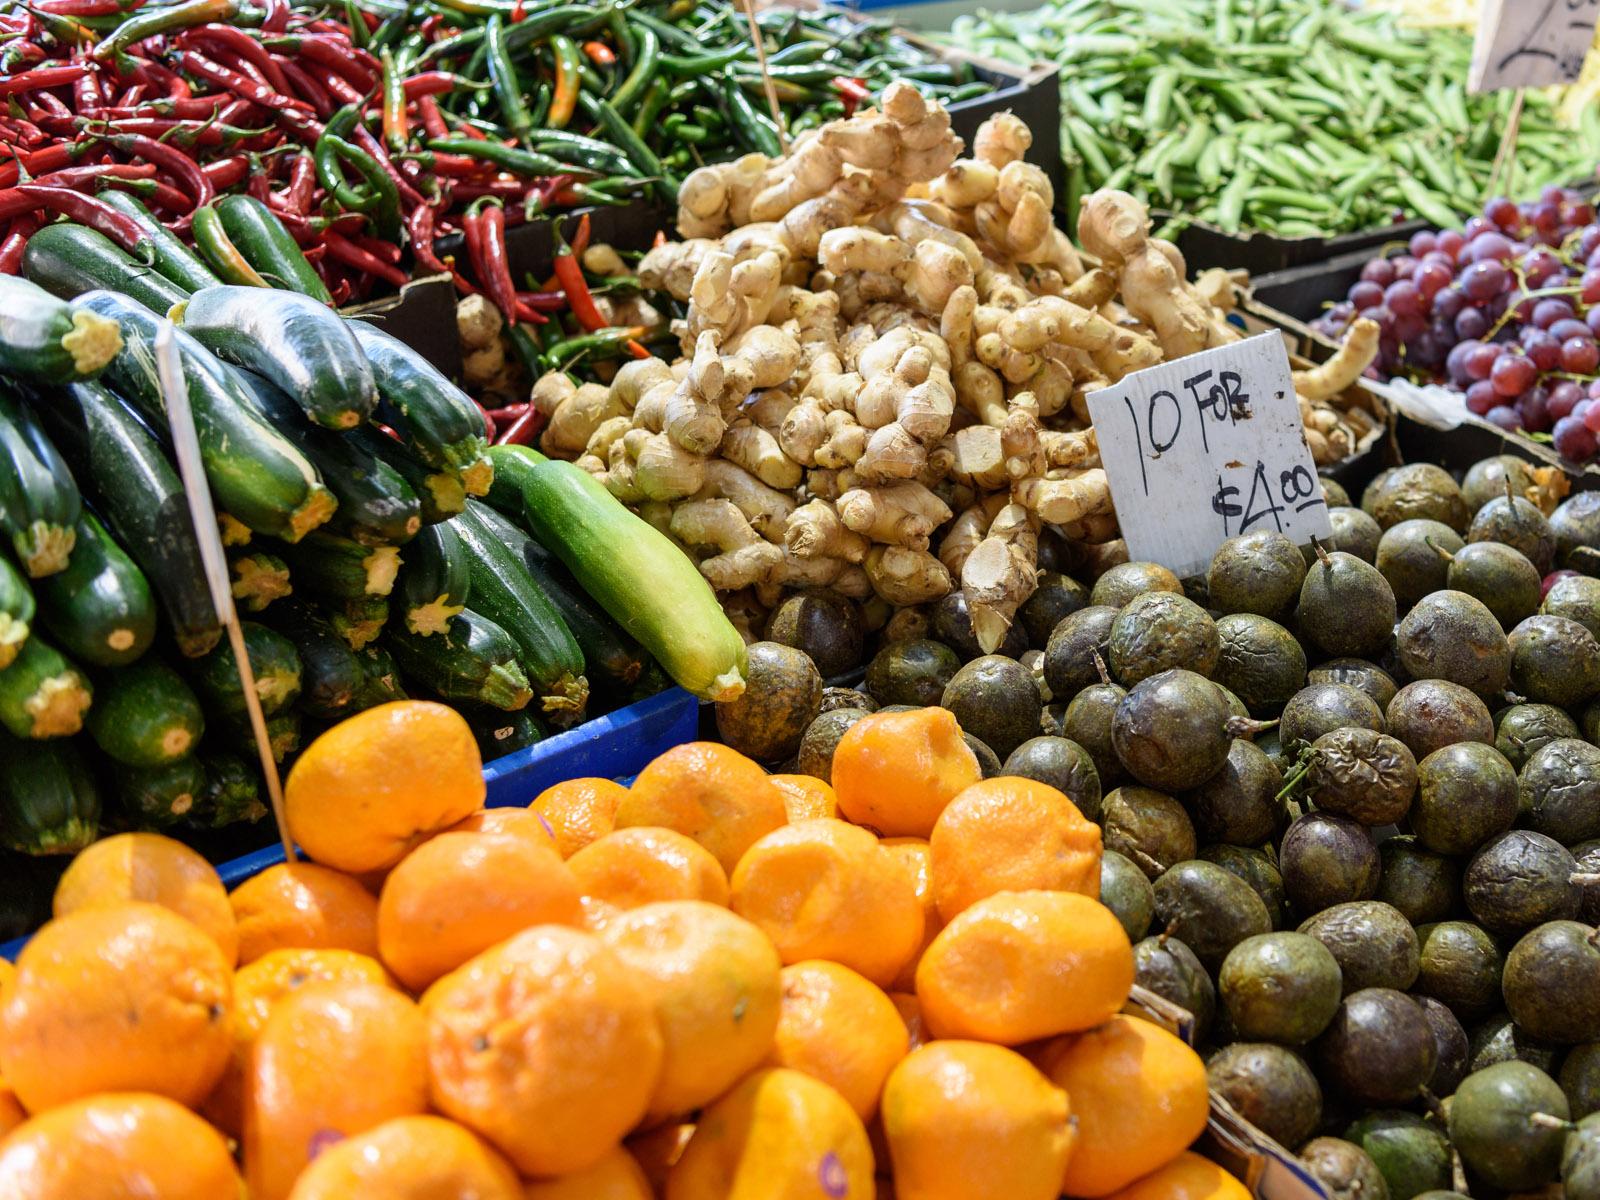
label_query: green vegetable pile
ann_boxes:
[947,0,1600,237]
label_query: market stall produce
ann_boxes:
[949,0,1600,240]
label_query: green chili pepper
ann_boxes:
[719,75,781,158]
[630,75,670,138]
[485,16,534,144]
[191,204,269,287]
[425,136,574,177]
[547,34,583,128]
[609,23,659,116]
[92,0,238,59]
[577,91,677,204]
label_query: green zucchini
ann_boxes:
[215,195,333,303]
[0,556,35,671]
[516,455,748,702]
[36,513,155,668]
[224,708,300,763]
[353,644,407,708]
[37,382,221,657]
[119,756,205,829]
[347,425,466,524]
[0,635,92,738]
[229,551,292,613]
[276,531,401,600]
[483,440,542,515]
[0,387,81,576]
[463,705,546,761]
[395,522,469,636]
[469,499,645,687]
[348,320,491,490]
[384,608,533,711]
[189,752,267,828]
[76,290,335,543]
[235,371,421,546]
[190,621,302,720]
[86,659,204,767]
[22,222,189,312]
[265,600,363,720]
[0,276,123,384]
[450,505,586,718]
[174,285,376,430]
[97,190,221,293]
[0,731,99,855]
[331,596,390,650]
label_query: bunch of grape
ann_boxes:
[1310,185,1600,463]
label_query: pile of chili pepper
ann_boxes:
[0,0,977,313]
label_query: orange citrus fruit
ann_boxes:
[627,1123,694,1195]
[529,777,629,857]
[888,992,928,1052]
[207,946,393,1136]
[0,1093,242,1199]
[567,827,730,909]
[229,861,379,965]
[880,1041,1075,1200]
[1040,1015,1210,1197]
[449,806,561,849]
[600,900,781,1122]
[615,742,787,873]
[770,774,840,822]
[730,818,924,988]
[0,1073,23,1140]
[285,700,484,873]
[53,832,238,966]
[0,903,231,1112]
[0,958,13,996]
[1102,1152,1253,1200]
[523,1145,654,1200]
[767,960,909,1120]
[423,925,664,1177]
[244,981,429,1200]
[929,777,1101,920]
[831,708,981,837]
[285,1115,521,1200]
[377,830,583,991]
[881,837,940,992]
[665,1068,875,1200]
[915,890,1132,1045]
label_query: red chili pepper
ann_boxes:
[515,291,568,309]
[462,203,485,285]
[119,55,191,99]
[484,402,529,422]
[94,117,231,146]
[328,274,352,305]
[114,82,147,105]
[0,215,40,274]
[552,226,605,333]
[96,133,213,212]
[183,27,292,97]
[177,50,320,138]
[416,93,449,142]
[495,406,543,446]
[0,64,92,96]
[582,40,615,66]
[348,232,401,265]
[6,186,148,250]
[282,34,379,89]
[508,0,524,20]
[261,0,288,33]
[399,71,456,100]
[349,124,427,210]
[274,56,334,119]
[277,151,316,214]
[479,202,522,327]
[406,203,449,275]
[321,229,409,287]
[111,175,193,214]
[833,76,870,118]
[315,66,364,106]
[624,339,650,359]
[450,181,531,201]
[0,118,47,149]
[73,61,104,116]
[102,95,224,119]
[0,144,77,189]
[35,162,155,191]
[202,154,249,188]
[418,13,442,38]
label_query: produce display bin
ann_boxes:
[1248,249,1377,327]
[1162,214,1427,277]
[343,272,463,381]
[0,687,700,957]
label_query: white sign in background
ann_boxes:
[1470,0,1600,93]
[1086,332,1333,580]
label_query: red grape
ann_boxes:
[1581,269,1600,305]
[1468,232,1515,263]
[1349,281,1385,311]
[1462,260,1508,301]
[1549,380,1584,419]
[1414,262,1452,299]
[1492,353,1537,397]
[1359,258,1396,286]
[1520,387,1552,431]
[1586,399,1600,431]
[1543,569,1582,598]
[1554,415,1597,460]
[1385,280,1424,317]
[1524,249,1563,284]
[1486,405,1522,431]
[1486,197,1520,228]
[1551,318,1593,343]
[1465,380,1500,414]
[1454,307,1489,340]
[1393,311,1426,343]
[1532,201,1563,234]
[1524,329,1562,371]
[1562,337,1600,374]
[1409,230,1438,256]
[1437,230,1466,259]
[1465,341,1501,380]
[1532,298,1575,328]
[1465,217,1495,239]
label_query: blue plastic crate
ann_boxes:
[1,687,699,957]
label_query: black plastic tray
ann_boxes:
[1162,213,1425,276]
[1248,247,1375,325]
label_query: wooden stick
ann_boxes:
[153,323,296,863]
[1487,86,1526,200]
[739,0,788,156]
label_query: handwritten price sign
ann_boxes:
[1086,332,1331,579]
[1470,0,1600,93]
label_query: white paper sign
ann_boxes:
[1086,332,1332,579]
[1470,0,1600,93]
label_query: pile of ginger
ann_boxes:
[529,84,1380,653]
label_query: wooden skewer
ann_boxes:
[739,0,789,156]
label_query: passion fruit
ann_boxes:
[1201,844,1291,931]
[1219,931,1343,1044]
[1469,1012,1565,1075]
[1367,464,1471,533]
[1316,988,1438,1108]
[1099,849,1154,941]
[1415,921,1504,1022]
[1307,659,1400,711]
[1298,1137,1392,1200]
[1213,613,1307,715]
[795,707,871,783]
[1281,683,1386,756]
[1550,490,1600,571]
[1042,605,1119,700]
[1410,741,1518,856]
[941,654,1043,761]
[1463,830,1581,934]
[1322,477,1352,507]
[1299,547,1400,659]
[1102,785,1196,879]
[1414,994,1470,1096]
[1469,490,1557,574]
[1564,1112,1600,1200]
[714,641,824,762]
[1112,668,1236,792]
[1208,1042,1323,1149]
[1376,837,1459,926]
[1561,1043,1600,1121]
[1377,519,1464,611]
[820,687,875,714]
[1107,591,1220,685]
[1305,727,1416,827]
[1089,560,1183,609]
[1003,736,1101,821]
[1494,702,1581,772]
[1316,506,1383,564]
[1502,920,1600,1044]
[1541,571,1600,639]
[1133,934,1215,1040]
[1395,590,1511,698]
[1020,571,1091,649]
[1185,738,1284,848]
[764,593,864,678]
[1519,737,1600,846]
[1208,530,1307,617]
[1152,859,1273,970]
[865,638,960,708]
[1509,613,1600,707]
[1447,1061,1571,1192]
[1281,813,1381,916]
[1385,679,1494,761]
[1343,1110,1452,1200]
[1444,540,1543,631]
[1060,681,1126,789]
[1462,454,1537,511]
[1299,900,1419,994]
